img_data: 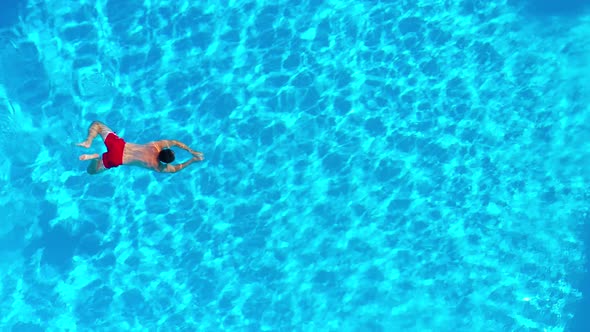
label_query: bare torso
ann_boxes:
[122,142,164,171]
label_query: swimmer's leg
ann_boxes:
[76,121,115,148]
[79,153,100,160]
[80,154,106,174]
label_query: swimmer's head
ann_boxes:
[158,148,175,163]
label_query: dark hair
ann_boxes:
[158,148,175,163]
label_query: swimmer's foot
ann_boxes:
[79,153,100,161]
[76,141,91,148]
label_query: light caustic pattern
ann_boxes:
[0,0,589,331]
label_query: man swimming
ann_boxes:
[77,121,204,174]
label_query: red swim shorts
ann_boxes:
[102,133,126,169]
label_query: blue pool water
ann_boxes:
[1,0,589,331]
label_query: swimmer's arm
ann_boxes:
[160,156,202,173]
[156,140,204,159]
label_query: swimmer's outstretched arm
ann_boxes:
[160,156,203,173]
[155,140,204,160]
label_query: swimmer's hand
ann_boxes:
[191,151,204,161]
